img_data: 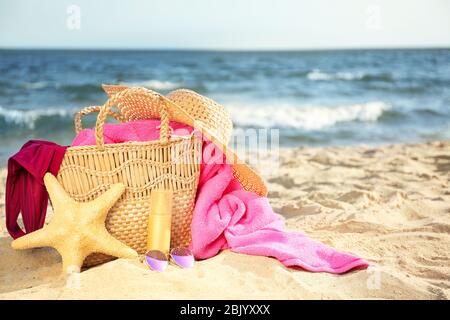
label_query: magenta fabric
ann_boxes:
[6,140,67,239]
[72,120,369,273]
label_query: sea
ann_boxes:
[0,49,449,163]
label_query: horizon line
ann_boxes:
[1,45,450,52]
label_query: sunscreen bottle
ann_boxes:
[147,189,173,254]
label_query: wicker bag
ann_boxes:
[56,89,202,267]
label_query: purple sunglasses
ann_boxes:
[144,247,194,272]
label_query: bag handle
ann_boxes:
[74,106,127,134]
[95,87,170,150]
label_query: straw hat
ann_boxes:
[101,84,268,196]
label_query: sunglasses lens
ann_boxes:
[144,250,168,272]
[170,247,194,269]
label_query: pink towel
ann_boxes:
[193,142,369,273]
[73,120,369,273]
[72,119,193,146]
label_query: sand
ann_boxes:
[0,141,449,299]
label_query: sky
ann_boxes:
[0,0,449,50]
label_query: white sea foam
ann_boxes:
[307,69,364,81]
[0,100,390,132]
[0,106,74,129]
[227,101,390,130]
[123,80,181,90]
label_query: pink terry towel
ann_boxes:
[193,141,369,273]
[72,119,193,146]
[73,120,369,274]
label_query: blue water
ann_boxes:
[1,49,449,162]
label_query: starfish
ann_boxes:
[11,173,138,273]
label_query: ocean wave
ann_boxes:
[307,69,360,81]
[0,106,74,129]
[0,100,390,132]
[306,69,392,82]
[227,101,390,130]
[21,81,49,90]
[14,80,182,93]
[122,80,181,90]
[58,83,101,94]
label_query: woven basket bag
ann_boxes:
[56,88,202,267]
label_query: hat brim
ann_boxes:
[102,84,268,197]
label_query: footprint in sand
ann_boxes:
[268,175,297,188]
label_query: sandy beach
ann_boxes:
[1,141,449,299]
